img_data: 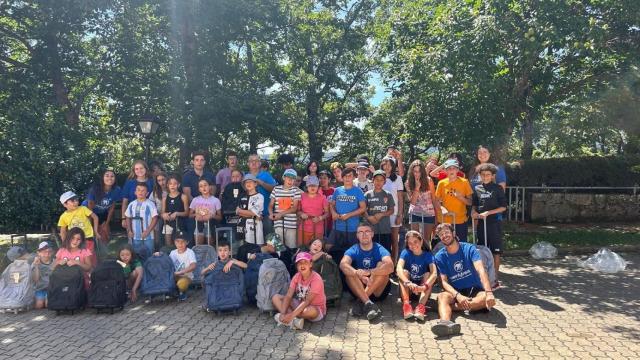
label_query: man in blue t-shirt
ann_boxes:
[329,168,366,251]
[431,223,496,337]
[247,153,276,236]
[340,223,393,322]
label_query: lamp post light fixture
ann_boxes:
[138,114,160,163]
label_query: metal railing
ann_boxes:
[507,185,640,222]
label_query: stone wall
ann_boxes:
[529,193,640,222]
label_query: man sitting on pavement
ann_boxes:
[340,223,394,322]
[431,223,496,337]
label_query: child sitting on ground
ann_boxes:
[396,231,437,322]
[201,241,248,278]
[117,245,143,302]
[169,236,196,301]
[272,252,327,330]
[32,242,55,309]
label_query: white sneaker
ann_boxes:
[274,313,283,326]
[291,317,304,330]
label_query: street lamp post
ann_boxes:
[138,114,160,163]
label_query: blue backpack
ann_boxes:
[191,245,217,287]
[204,261,244,313]
[244,253,273,304]
[140,254,177,297]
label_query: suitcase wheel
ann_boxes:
[56,310,60,316]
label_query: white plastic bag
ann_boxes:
[578,248,627,273]
[529,241,558,259]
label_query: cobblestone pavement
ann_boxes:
[1,254,638,360]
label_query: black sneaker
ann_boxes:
[431,320,461,337]
[349,301,364,317]
[364,302,382,321]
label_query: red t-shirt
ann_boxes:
[290,271,327,315]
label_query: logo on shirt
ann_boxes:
[453,260,464,273]
[410,264,420,275]
[362,257,372,269]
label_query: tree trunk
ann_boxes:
[520,112,534,160]
[44,31,79,127]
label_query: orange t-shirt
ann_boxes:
[435,177,472,224]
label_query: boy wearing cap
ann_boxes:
[435,159,473,242]
[354,162,373,193]
[298,176,329,246]
[365,170,395,254]
[329,168,366,251]
[269,169,302,249]
[58,191,101,264]
[236,174,264,245]
[272,252,327,330]
[32,242,55,309]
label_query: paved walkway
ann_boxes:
[1,254,638,359]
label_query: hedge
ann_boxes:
[505,155,640,187]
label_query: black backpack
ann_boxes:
[88,260,127,313]
[48,265,86,314]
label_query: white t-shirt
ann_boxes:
[170,248,197,280]
[383,176,404,216]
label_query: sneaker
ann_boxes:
[291,317,304,330]
[402,302,413,320]
[364,302,382,321]
[274,313,285,326]
[178,292,187,301]
[349,301,364,317]
[414,304,427,322]
[389,273,399,285]
[431,320,461,337]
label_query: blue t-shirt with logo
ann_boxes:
[434,242,482,290]
[400,249,434,282]
[344,242,390,270]
[333,186,365,232]
[86,186,122,215]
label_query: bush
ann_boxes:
[506,155,640,187]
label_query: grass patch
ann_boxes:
[504,228,640,250]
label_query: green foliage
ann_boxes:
[506,156,640,187]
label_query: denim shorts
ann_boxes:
[35,289,48,300]
[410,214,435,224]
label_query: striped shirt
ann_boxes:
[270,185,302,229]
[125,199,158,241]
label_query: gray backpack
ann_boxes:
[256,258,290,312]
[0,259,35,312]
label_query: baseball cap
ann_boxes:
[37,241,51,251]
[59,191,78,204]
[295,252,313,263]
[443,159,460,169]
[7,246,27,262]
[372,169,386,179]
[242,173,258,184]
[283,169,298,178]
[357,162,370,169]
[306,176,319,186]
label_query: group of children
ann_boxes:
[2,146,508,333]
